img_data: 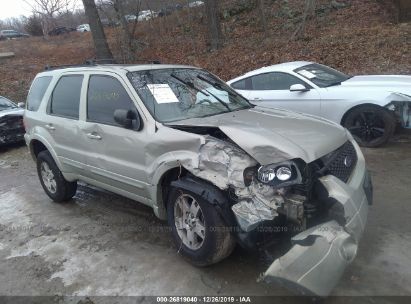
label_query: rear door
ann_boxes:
[241,72,322,116]
[80,73,150,201]
[44,73,87,174]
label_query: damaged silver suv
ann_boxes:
[24,63,372,296]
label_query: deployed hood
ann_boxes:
[168,107,348,165]
[342,75,411,88]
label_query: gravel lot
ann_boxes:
[0,133,410,303]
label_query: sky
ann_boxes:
[0,0,83,20]
[0,0,32,20]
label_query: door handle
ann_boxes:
[253,97,261,100]
[86,133,102,140]
[45,124,55,130]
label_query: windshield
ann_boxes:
[0,97,17,111]
[128,68,252,123]
[294,63,351,88]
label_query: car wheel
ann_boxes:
[37,151,77,202]
[167,186,235,266]
[343,105,395,148]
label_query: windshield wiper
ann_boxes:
[170,73,209,96]
[197,75,253,108]
[171,73,231,112]
[196,75,236,111]
[197,75,238,97]
[201,86,232,112]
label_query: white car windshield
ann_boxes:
[0,97,17,111]
[294,63,351,88]
[128,68,252,123]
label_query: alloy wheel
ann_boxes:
[174,194,206,250]
[40,162,57,194]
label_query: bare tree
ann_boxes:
[112,0,138,62]
[23,0,76,35]
[82,0,114,60]
[291,0,316,40]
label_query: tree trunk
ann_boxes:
[257,0,267,33]
[82,0,113,60]
[291,0,316,40]
[395,0,411,22]
[205,0,222,50]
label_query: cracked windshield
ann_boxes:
[128,68,252,122]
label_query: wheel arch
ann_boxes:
[28,136,63,170]
[340,103,389,125]
[170,176,237,228]
[151,166,188,220]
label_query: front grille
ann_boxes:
[320,141,358,183]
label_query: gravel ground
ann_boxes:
[0,133,410,303]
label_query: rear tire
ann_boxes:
[167,185,235,266]
[343,105,395,148]
[37,151,77,202]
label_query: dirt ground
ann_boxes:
[0,132,410,303]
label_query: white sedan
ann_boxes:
[227,61,411,147]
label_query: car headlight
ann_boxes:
[256,161,302,187]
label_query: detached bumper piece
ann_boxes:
[263,172,371,296]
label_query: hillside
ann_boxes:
[0,0,410,103]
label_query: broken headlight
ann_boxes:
[257,161,302,188]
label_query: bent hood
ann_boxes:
[168,107,348,165]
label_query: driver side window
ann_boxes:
[87,75,137,126]
[250,72,308,90]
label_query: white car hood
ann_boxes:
[0,108,24,118]
[342,75,411,88]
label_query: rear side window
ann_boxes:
[231,79,246,90]
[87,75,136,126]
[49,75,83,119]
[27,76,52,111]
[250,72,307,90]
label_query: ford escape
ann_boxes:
[23,63,372,296]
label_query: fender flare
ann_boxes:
[170,176,237,228]
[28,134,64,171]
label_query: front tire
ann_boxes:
[343,105,395,147]
[37,151,77,202]
[167,186,235,266]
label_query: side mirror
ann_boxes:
[290,84,309,92]
[17,102,25,108]
[114,109,142,130]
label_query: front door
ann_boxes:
[80,73,150,201]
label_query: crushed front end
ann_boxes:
[0,115,25,146]
[173,120,371,296]
[230,139,371,296]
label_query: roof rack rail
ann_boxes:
[44,64,86,71]
[44,58,161,71]
[44,58,117,71]
[132,59,162,64]
[84,58,117,65]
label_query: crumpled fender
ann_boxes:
[171,176,237,228]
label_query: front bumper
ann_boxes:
[0,127,25,146]
[263,148,372,296]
